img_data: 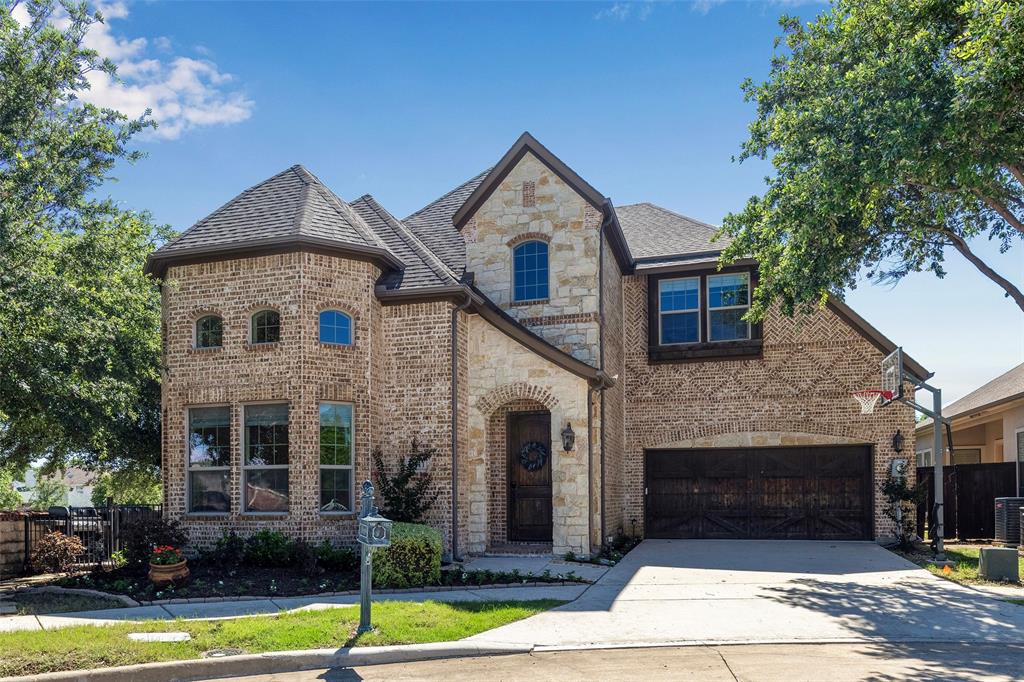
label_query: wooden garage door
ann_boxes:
[644,446,873,540]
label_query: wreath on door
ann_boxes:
[518,441,549,472]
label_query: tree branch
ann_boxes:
[1005,164,1024,190]
[941,229,1024,312]
[977,191,1024,237]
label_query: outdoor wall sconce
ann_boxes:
[561,422,576,452]
[892,429,905,453]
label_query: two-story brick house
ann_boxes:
[147,133,927,558]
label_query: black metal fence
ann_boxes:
[23,504,162,572]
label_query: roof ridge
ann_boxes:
[300,168,392,252]
[404,167,492,221]
[361,195,459,284]
[633,202,720,231]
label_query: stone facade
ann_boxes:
[466,315,592,555]
[463,152,603,366]
[621,274,916,540]
[0,513,26,580]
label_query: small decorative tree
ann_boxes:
[880,473,924,551]
[372,439,439,523]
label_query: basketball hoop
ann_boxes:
[852,389,894,414]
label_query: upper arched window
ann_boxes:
[512,240,549,302]
[195,315,223,349]
[251,309,281,344]
[319,310,353,345]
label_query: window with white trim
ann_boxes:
[658,277,700,345]
[319,403,353,513]
[707,272,751,341]
[1016,429,1024,496]
[243,404,289,512]
[187,407,230,513]
[916,449,932,467]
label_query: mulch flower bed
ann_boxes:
[55,558,576,603]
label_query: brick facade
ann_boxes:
[621,274,916,540]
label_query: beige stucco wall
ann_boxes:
[462,151,603,366]
[465,314,592,556]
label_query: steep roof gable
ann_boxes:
[146,165,403,276]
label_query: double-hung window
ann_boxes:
[658,277,700,344]
[319,403,354,513]
[243,404,289,512]
[187,407,230,513]
[251,310,281,344]
[707,273,751,342]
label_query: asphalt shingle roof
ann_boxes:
[155,165,392,257]
[350,195,458,290]
[403,169,490,276]
[919,363,1024,429]
[615,202,728,264]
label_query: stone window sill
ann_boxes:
[319,512,356,518]
[648,338,764,364]
[184,512,230,520]
[317,342,355,350]
[240,512,289,519]
[188,346,223,354]
[510,298,549,307]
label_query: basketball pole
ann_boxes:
[899,378,947,562]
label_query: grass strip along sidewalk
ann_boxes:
[900,545,1024,585]
[0,599,560,679]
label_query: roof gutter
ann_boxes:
[145,236,406,279]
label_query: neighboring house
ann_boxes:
[915,362,1024,493]
[14,468,96,508]
[147,133,924,558]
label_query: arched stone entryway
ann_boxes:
[485,398,551,549]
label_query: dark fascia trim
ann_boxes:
[377,282,612,387]
[825,298,930,382]
[601,200,635,274]
[452,132,607,229]
[145,236,406,279]
[633,253,751,274]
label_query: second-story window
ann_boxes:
[512,240,549,302]
[707,273,750,341]
[251,309,281,344]
[319,310,352,345]
[659,277,700,344]
[195,315,223,349]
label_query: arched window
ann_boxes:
[195,315,223,349]
[251,309,281,344]
[512,240,549,302]
[319,310,352,345]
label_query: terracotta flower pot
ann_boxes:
[149,560,189,586]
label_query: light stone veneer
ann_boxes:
[464,151,602,366]
[466,315,592,556]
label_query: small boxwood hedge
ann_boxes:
[372,522,442,588]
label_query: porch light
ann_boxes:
[561,422,576,452]
[892,429,905,453]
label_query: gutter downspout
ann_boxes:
[450,293,472,562]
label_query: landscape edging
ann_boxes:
[0,641,533,682]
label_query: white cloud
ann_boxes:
[50,1,253,140]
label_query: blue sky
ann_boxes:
[92,0,1023,404]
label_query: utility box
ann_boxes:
[979,547,1020,583]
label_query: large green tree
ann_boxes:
[721,0,1024,318]
[0,1,169,472]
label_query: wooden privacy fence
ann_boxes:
[915,463,1017,540]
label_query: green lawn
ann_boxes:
[904,546,1024,585]
[6,591,127,616]
[0,599,560,678]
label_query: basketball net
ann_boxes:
[852,390,894,414]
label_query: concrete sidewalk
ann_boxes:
[0,584,587,633]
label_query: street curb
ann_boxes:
[0,641,533,682]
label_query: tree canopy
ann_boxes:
[721,0,1024,318]
[0,1,169,473]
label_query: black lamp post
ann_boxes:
[560,422,576,452]
[892,429,905,453]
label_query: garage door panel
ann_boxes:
[645,446,872,541]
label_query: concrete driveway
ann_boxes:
[469,540,1024,648]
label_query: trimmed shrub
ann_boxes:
[32,531,85,574]
[317,541,358,572]
[243,530,294,567]
[211,531,246,564]
[121,518,187,568]
[372,522,441,588]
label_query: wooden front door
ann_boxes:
[507,411,553,542]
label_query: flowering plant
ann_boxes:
[150,546,185,566]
